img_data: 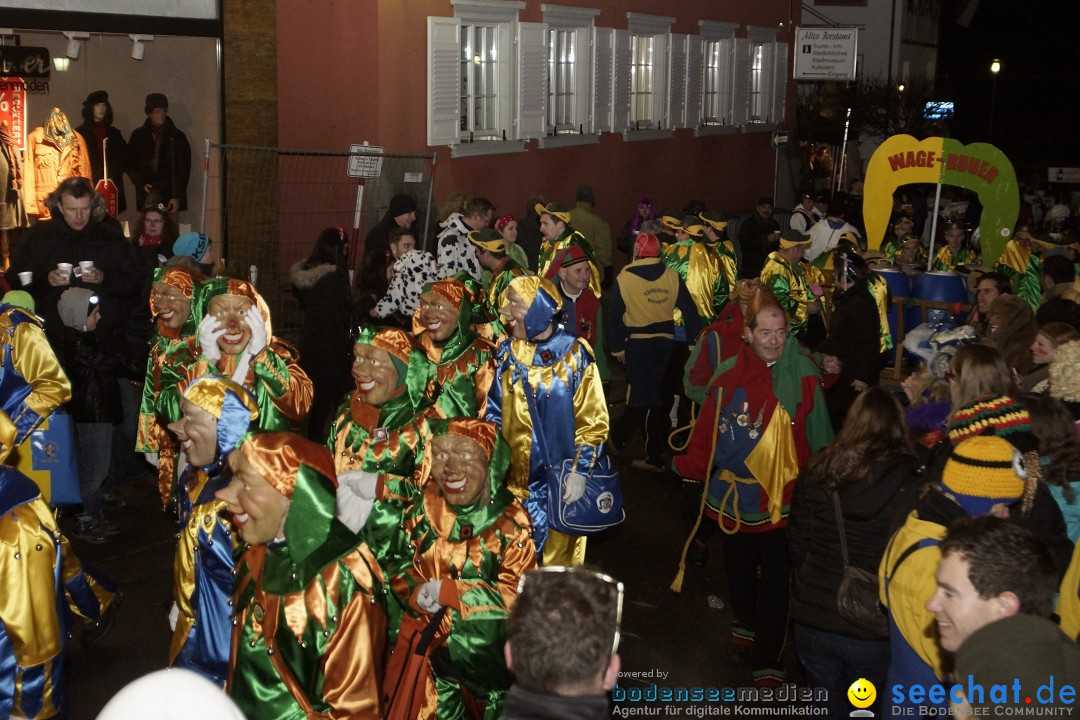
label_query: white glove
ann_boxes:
[168,601,179,632]
[144,452,160,468]
[562,472,587,505]
[334,470,379,533]
[198,314,226,362]
[245,305,268,356]
[416,580,443,613]
[230,351,252,386]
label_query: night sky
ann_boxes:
[936,0,1080,180]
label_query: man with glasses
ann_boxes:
[502,566,622,719]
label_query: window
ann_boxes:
[540,5,600,146]
[742,27,789,128]
[749,40,767,122]
[427,0,526,156]
[698,21,738,130]
[620,12,674,139]
[547,28,576,132]
[630,34,655,127]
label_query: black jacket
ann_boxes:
[127,117,191,211]
[737,213,780,279]
[290,261,354,389]
[500,685,609,720]
[788,455,918,639]
[74,122,129,213]
[818,282,885,426]
[60,326,141,424]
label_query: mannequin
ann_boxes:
[22,108,91,219]
[0,120,27,267]
[74,90,128,215]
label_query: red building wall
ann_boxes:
[277,0,797,238]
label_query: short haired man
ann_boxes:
[737,195,780,279]
[364,193,418,263]
[546,244,602,349]
[536,202,602,298]
[760,228,821,340]
[788,192,821,234]
[5,177,143,353]
[1036,253,1080,328]
[469,228,527,340]
[569,184,613,288]
[926,516,1078,714]
[502,567,622,719]
[437,197,494,280]
[880,214,915,262]
[932,222,976,271]
[804,195,861,263]
[967,271,1011,336]
[993,224,1043,309]
[675,291,832,687]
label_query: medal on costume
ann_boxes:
[373,427,389,443]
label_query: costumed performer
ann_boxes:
[663,215,728,325]
[993,224,1043,309]
[383,418,535,719]
[486,275,609,565]
[0,300,72,445]
[469,229,528,342]
[220,431,387,720]
[412,275,496,419]
[535,203,602,298]
[672,290,832,688]
[166,375,259,685]
[0,408,117,719]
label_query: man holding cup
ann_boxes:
[5,177,142,352]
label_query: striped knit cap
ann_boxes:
[941,436,1025,516]
[948,394,1034,451]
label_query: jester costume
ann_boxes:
[663,230,729,325]
[412,276,496,419]
[760,252,813,336]
[867,271,895,353]
[481,260,528,342]
[677,332,831,685]
[0,303,72,445]
[167,277,313,433]
[169,376,259,685]
[931,245,976,272]
[227,433,387,720]
[386,419,536,719]
[535,216,602,299]
[486,276,609,563]
[994,237,1043,309]
[136,267,204,505]
[0,410,116,719]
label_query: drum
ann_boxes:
[875,268,910,347]
[913,271,969,324]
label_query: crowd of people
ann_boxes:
[2,172,1080,718]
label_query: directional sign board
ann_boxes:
[771,130,790,148]
[793,27,858,81]
[1048,167,1080,184]
[347,144,384,179]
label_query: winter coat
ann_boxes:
[60,325,141,423]
[127,117,191,211]
[788,455,918,639]
[21,126,91,218]
[290,260,353,389]
[373,250,439,319]
[817,282,884,426]
[74,121,129,213]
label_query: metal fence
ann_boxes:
[198,142,436,334]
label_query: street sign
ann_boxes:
[347,143,384,178]
[1048,167,1080,184]
[771,130,790,148]
[793,27,858,81]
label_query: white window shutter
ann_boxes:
[718,38,734,124]
[612,29,632,133]
[428,16,461,147]
[685,35,703,128]
[517,22,547,140]
[593,27,614,133]
[772,42,789,124]
[667,33,687,129]
[731,37,750,127]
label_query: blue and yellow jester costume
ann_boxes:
[486,276,609,564]
[169,375,259,686]
[0,302,72,445]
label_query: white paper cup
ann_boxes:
[79,260,94,274]
[18,271,32,286]
[57,262,73,280]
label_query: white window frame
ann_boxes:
[538,4,601,149]
[696,20,739,136]
[622,12,674,141]
[742,26,788,131]
[426,0,527,157]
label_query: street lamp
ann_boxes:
[988,58,1001,142]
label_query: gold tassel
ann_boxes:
[668,402,698,452]
[671,392,722,593]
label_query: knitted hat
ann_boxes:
[57,288,98,330]
[941,436,1025,516]
[467,227,506,253]
[2,290,35,314]
[948,394,1034,451]
[388,193,417,218]
[534,202,570,224]
[174,232,211,262]
[633,233,660,259]
[779,228,810,248]
[144,93,168,114]
[544,244,588,280]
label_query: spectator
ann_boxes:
[1036,254,1080,328]
[985,294,1039,379]
[1049,339,1080,421]
[967,271,1011,337]
[788,192,821,234]
[371,227,439,323]
[926,517,1078,715]
[569,184,613,288]
[608,233,699,473]
[737,195,780,279]
[1022,321,1078,392]
[495,213,530,270]
[804,194,862,263]
[789,388,917,719]
[437,196,493,280]
[502,566,622,720]
[291,227,354,440]
[617,196,656,256]
[364,192,418,264]
[1024,393,1080,543]
[131,202,177,271]
[516,195,545,270]
[900,363,952,449]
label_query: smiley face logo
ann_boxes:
[847,678,876,709]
